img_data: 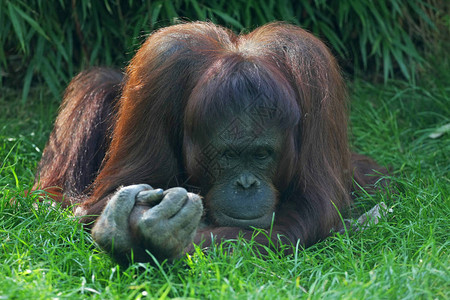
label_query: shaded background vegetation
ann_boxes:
[1,0,448,103]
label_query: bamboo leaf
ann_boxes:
[190,0,206,20]
[151,3,163,27]
[382,43,392,82]
[21,65,34,104]
[12,3,49,40]
[211,9,243,29]
[164,0,178,20]
[41,59,60,99]
[7,2,26,52]
[319,23,347,58]
[390,44,409,80]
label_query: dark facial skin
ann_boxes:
[195,116,283,229]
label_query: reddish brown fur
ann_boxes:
[33,68,122,206]
[34,22,386,251]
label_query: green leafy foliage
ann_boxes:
[0,0,441,103]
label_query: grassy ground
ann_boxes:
[1,60,449,299]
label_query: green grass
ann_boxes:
[1,66,449,298]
